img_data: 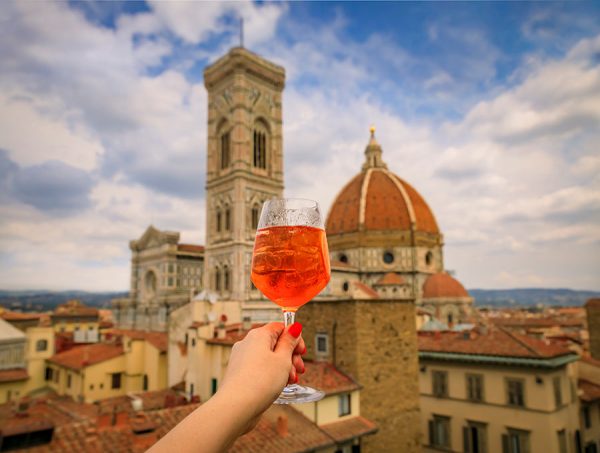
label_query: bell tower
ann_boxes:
[203,47,285,321]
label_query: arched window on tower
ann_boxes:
[251,204,260,230]
[224,265,230,291]
[220,131,231,169]
[215,267,221,291]
[225,206,231,231]
[253,120,269,169]
[216,209,222,232]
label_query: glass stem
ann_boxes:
[283,310,296,328]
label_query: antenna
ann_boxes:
[240,17,244,47]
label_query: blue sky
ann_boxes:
[0,1,599,291]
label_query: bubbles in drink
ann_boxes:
[251,226,330,309]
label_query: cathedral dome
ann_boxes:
[326,129,440,238]
[422,272,470,299]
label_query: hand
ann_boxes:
[219,322,306,429]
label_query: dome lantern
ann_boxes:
[362,126,387,171]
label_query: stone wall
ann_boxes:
[299,299,421,452]
[586,299,600,360]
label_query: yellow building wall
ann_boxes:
[53,321,99,334]
[420,361,580,453]
[23,326,55,395]
[0,380,26,404]
[295,391,360,425]
[141,341,167,391]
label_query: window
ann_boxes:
[463,421,487,453]
[584,443,598,453]
[383,251,394,264]
[428,415,450,448]
[426,251,433,266]
[316,333,329,354]
[215,267,221,291]
[338,253,348,264]
[67,374,72,388]
[224,265,230,291]
[216,210,222,232]
[191,338,196,347]
[220,131,230,169]
[253,127,267,169]
[557,430,567,453]
[45,367,53,381]
[502,429,530,453]
[211,378,218,395]
[90,384,94,390]
[143,374,148,391]
[506,378,525,407]
[36,339,48,352]
[342,281,349,292]
[432,371,448,398]
[225,207,231,231]
[111,373,121,389]
[338,393,351,416]
[553,376,562,408]
[251,205,260,229]
[583,406,591,429]
[466,374,484,402]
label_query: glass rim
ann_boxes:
[263,197,319,208]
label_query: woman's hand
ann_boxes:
[220,322,306,425]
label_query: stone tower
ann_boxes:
[203,47,285,321]
[299,299,421,452]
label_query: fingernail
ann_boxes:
[289,322,303,338]
[301,346,307,355]
[300,365,305,374]
[293,375,299,384]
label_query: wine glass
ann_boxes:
[251,198,331,404]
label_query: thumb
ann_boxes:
[274,322,302,356]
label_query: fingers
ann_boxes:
[292,353,305,375]
[293,337,306,356]
[273,322,302,356]
[246,322,285,350]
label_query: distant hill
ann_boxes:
[469,288,600,308]
[0,290,128,312]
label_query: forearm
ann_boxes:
[148,390,254,453]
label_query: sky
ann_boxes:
[0,1,599,292]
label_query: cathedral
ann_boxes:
[112,45,473,452]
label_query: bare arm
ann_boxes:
[148,322,305,453]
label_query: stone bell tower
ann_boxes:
[203,47,285,321]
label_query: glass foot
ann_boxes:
[274,384,325,404]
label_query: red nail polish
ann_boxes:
[300,365,305,374]
[294,375,299,384]
[301,346,307,355]
[289,322,303,338]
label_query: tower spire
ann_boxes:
[362,125,387,170]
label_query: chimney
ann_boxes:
[276,415,288,437]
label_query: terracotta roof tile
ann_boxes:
[48,343,124,370]
[418,328,574,359]
[326,173,365,235]
[352,281,379,299]
[320,416,377,443]
[299,361,360,396]
[177,244,205,254]
[585,298,600,308]
[107,329,168,353]
[54,300,98,317]
[230,405,334,453]
[579,379,600,403]
[374,272,406,286]
[0,368,28,383]
[364,170,412,231]
[393,175,439,234]
[207,323,265,346]
[0,311,44,322]
[422,272,470,299]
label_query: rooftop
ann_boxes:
[177,243,205,254]
[299,361,360,396]
[48,343,124,371]
[320,416,377,444]
[374,272,406,286]
[106,329,168,353]
[579,379,600,403]
[422,272,470,299]
[0,317,26,342]
[418,328,577,366]
[0,368,28,383]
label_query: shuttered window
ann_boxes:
[432,370,448,398]
[429,415,451,448]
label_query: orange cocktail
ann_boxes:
[251,225,330,310]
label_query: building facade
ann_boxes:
[418,329,580,453]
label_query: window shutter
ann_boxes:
[463,427,471,453]
[428,420,434,445]
[481,426,488,453]
[502,434,510,453]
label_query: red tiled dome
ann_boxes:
[326,131,439,237]
[422,272,469,299]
